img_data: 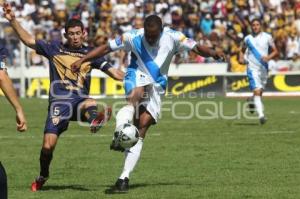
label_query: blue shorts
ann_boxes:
[44,98,87,135]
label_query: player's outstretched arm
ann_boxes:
[104,67,124,81]
[0,71,27,132]
[71,44,112,71]
[192,44,226,61]
[2,3,36,49]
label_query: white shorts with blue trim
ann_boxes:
[140,83,163,123]
[124,68,153,95]
[247,68,268,90]
[124,69,164,122]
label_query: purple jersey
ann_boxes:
[35,40,111,101]
[0,44,8,70]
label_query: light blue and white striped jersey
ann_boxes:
[244,32,275,71]
[108,27,197,91]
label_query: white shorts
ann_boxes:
[124,68,163,123]
[247,68,268,90]
[140,84,163,123]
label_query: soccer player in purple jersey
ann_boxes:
[3,3,124,191]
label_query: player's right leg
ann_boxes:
[115,86,145,129]
[31,102,70,192]
[110,86,145,151]
[114,68,148,129]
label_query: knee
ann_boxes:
[83,99,97,109]
[42,142,55,153]
[253,89,262,96]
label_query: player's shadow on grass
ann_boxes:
[104,182,195,194]
[42,184,91,191]
[104,183,147,194]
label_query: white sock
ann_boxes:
[254,96,264,118]
[119,138,143,179]
[116,104,134,128]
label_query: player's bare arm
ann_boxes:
[192,44,226,61]
[105,67,124,81]
[0,71,27,132]
[71,44,112,71]
[261,44,278,62]
[238,42,247,64]
[2,3,36,49]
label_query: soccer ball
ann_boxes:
[114,123,139,148]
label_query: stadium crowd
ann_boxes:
[1,0,300,72]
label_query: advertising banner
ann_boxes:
[226,74,300,97]
[167,76,224,96]
[1,73,298,98]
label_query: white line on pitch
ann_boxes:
[289,111,300,114]
[257,131,295,134]
[0,133,161,139]
[223,130,296,135]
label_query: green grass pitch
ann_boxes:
[0,97,300,199]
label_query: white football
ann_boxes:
[114,123,139,148]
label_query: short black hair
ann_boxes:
[250,18,261,25]
[65,19,84,33]
[144,15,163,31]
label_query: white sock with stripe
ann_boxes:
[119,138,144,179]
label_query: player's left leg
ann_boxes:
[32,101,71,192]
[115,107,155,192]
[247,68,267,124]
[31,133,59,192]
[0,162,7,199]
[79,98,112,133]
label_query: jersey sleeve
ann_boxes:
[0,60,6,70]
[108,32,131,52]
[170,30,197,52]
[0,45,8,70]
[90,57,112,71]
[35,40,59,58]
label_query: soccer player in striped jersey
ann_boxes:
[239,18,278,124]
[72,15,225,192]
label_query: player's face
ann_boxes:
[144,26,161,46]
[251,21,261,34]
[65,26,84,49]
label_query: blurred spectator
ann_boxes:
[0,0,299,72]
[22,0,36,17]
[289,54,300,71]
[200,13,214,36]
[286,31,299,59]
[200,0,214,14]
[133,17,143,29]
[269,57,291,71]
[49,21,63,42]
